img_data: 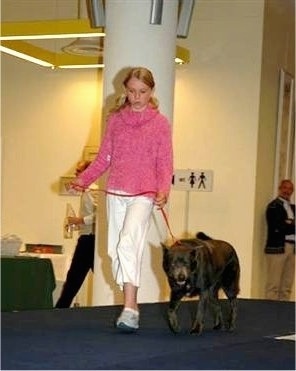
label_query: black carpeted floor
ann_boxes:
[1,299,295,370]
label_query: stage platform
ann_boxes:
[1,299,295,370]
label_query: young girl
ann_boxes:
[70,67,173,332]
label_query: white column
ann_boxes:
[103,0,178,120]
[93,0,178,305]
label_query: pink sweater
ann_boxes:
[78,105,173,197]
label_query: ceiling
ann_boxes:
[0,0,190,69]
[1,0,104,68]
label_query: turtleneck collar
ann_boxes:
[119,105,159,127]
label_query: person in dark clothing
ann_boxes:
[265,179,295,301]
[55,160,98,308]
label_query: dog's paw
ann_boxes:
[213,318,223,330]
[227,322,236,332]
[224,315,236,332]
[213,322,223,330]
[167,310,181,334]
[190,320,203,335]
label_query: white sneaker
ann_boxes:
[116,308,139,333]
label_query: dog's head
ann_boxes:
[162,242,200,288]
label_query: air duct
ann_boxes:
[177,0,195,38]
[150,0,163,25]
[86,0,105,28]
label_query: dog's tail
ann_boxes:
[196,232,212,240]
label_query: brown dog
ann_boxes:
[162,232,240,335]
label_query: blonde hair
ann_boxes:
[110,67,159,113]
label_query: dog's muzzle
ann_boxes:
[175,278,193,296]
[174,271,189,286]
[176,275,186,286]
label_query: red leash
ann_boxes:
[159,207,178,243]
[98,189,178,242]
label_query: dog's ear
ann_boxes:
[196,232,212,240]
[161,243,169,252]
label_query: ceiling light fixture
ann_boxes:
[59,63,104,69]
[62,37,104,57]
[0,45,54,67]
[0,33,104,41]
[0,19,105,41]
[0,44,103,69]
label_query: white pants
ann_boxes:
[107,192,154,289]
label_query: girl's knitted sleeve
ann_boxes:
[77,118,114,187]
[156,118,174,194]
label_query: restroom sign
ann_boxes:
[172,169,213,192]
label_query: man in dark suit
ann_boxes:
[265,179,295,301]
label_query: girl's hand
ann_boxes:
[154,192,168,209]
[65,178,86,193]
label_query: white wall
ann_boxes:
[1,57,103,305]
[251,0,295,298]
[171,0,264,298]
[1,59,102,247]
[1,0,294,305]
